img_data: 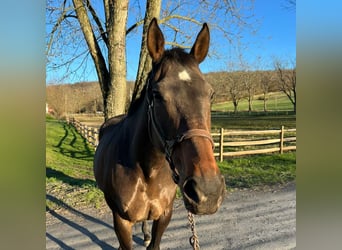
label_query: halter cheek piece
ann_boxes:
[146,80,215,184]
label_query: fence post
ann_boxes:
[94,129,99,148]
[82,124,86,137]
[83,125,86,138]
[279,125,284,154]
[87,127,92,144]
[75,119,79,131]
[219,128,224,162]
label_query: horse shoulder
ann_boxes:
[94,120,125,191]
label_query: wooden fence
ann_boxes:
[67,118,296,161]
[68,118,99,148]
[212,126,296,162]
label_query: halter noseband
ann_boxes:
[146,79,215,184]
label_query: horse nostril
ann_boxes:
[183,178,200,203]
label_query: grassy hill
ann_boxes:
[210,91,296,130]
[212,92,293,112]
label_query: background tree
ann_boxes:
[46,84,67,116]
[46,0,256,120]
[131,0,161,103]
[259,71,272,112]
[205,72,230,104]
[227,72,244,113]
[240,70,257,114]
[47,0,129,120]
[274,59,296,113]
[72,0,128,120]
[46,82,103,117]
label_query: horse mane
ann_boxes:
[127,79,148,116]
[162,48,196,66]
[98,114,126,140]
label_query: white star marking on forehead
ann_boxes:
[178,70,191,81]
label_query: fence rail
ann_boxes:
[212,126,296,161]
[68,118,99,148]
[67,117,296,161]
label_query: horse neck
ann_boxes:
[129,97,166,171]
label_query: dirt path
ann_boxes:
[46,182,296,250]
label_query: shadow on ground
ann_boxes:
[46,194,116,250]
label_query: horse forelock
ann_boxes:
[157,48,198,71]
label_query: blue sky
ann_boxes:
[251,0,296,66]
[186,0,295,76]
[46,0,295,83]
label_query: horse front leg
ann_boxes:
[147,206,173,250]
[113,212,133,250]
[142,220,151,247]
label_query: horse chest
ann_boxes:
[124,182,174,222]
[111,166,175,222]
[105,159,177,222]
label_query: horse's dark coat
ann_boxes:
[94,18,225,250]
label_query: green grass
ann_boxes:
[211,92,296,130]
[212,91,294,112]
[218,152,296,189]
[46,118,105,210]
[211,113,296,130]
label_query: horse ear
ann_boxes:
[190,23,210,64]
[147,18,165,62]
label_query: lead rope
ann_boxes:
[188,211,200,250]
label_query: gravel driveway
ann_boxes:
[46,182,295,250]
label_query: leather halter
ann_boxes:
[146,79,215,184]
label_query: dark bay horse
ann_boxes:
[94,18,225,250]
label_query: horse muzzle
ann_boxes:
[182,174,226,215]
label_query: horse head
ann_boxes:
[146,18,225,215]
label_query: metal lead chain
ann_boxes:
[188,211,200,250]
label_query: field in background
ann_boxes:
[70,91,295,131]
[212,91,293,112]
[211,113,295,131]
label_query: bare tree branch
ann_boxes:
[160,14,202,25]
[85,0,108,47]
[72,0,109,96]
[126,19,144,35]
[47,0,258,118]
[164,41,191,49]
[274,60,296,112]
[46,1,74,55]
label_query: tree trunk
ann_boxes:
[293,101,296,113]
[293,85,296,113]
[72,0,110,118]
[233,101,238,113]
[106,0,129,120]
[131,0,162,103]
[248,98,252,114]
[73,0,128,121]
[263,93,267,112]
